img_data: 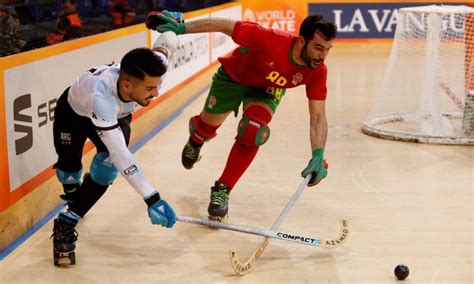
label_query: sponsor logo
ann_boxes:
[208,95,217,109]
[213,33,228,48]
[243,8,296,32]
[310,3,466,38]
[103,156,114,167]
[276,232,321,245]
[168,35,209,71]
[124,164,138,175]
[13,94,57,155]
[264,61,275,69]
[291,73,303,86]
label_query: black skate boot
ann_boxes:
[208,181,230,223]
[52,213,78,266]
[181,138,202,169]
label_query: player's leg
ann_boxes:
[181,111,229,169]
[67,114,132,218]
[208,103,273,221]
[181,67,244,169]
[52,88,89,265]
[208,87,285,222]
[53,88,89,204]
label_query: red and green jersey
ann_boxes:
[219,21,328,100]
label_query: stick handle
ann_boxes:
[176,214,347,247]
[270,175,311,230]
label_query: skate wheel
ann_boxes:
[53,250,76,266]
[208,214,228,227]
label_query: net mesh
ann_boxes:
[362,5,474,144]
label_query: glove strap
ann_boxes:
[144,191,161,207]
[312,148,324,158]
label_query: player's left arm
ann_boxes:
[308,99,327,151]
[301,99,329,186]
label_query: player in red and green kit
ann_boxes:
[146,12,337,222]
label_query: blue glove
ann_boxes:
[145,192,176,228]
[301,148,328,186]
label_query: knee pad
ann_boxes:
[56,168,82,185]
[90,152,118,186]
[189,115,218,144]
[236,106,272,146]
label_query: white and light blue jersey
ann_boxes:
[66,64,157,198]
[68,64,140,129]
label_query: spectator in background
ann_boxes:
[0,5,18,54]
[45,0,82,45]
[111,0,136,28]
[20,0,82,51]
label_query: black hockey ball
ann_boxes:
[394,264,409,280]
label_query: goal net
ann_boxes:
[362,5,474,145]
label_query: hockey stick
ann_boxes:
[229,173,348,275]
[176,214,348,248]
[228,175,311,275]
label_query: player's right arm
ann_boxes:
[183,18,236,37]
[146,11,236,37]
[90,90,175,228]
[146,12,279,50]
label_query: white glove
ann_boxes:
[153,31,179,58]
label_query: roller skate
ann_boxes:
[181,139,202,169]
[208,181,230,223]
[52,213,78,266]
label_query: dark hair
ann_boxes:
[120,48,167,80]
[299,14,337,42]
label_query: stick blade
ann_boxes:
[229,249,255,275]
[319,219,350,248]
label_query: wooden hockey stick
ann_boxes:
[228,174,347,275]
[227,175,310,275]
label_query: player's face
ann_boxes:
[130,74,162,106]
[301,31,333,69]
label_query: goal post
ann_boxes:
[362,5,474,145]
[463,10,473,135]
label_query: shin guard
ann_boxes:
[68,174,108,218]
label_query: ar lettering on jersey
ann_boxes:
[265,71,287,87]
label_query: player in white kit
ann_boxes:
[51,30,180,266]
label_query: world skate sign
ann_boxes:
[243,8,297,32]
[240,0,306,35]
